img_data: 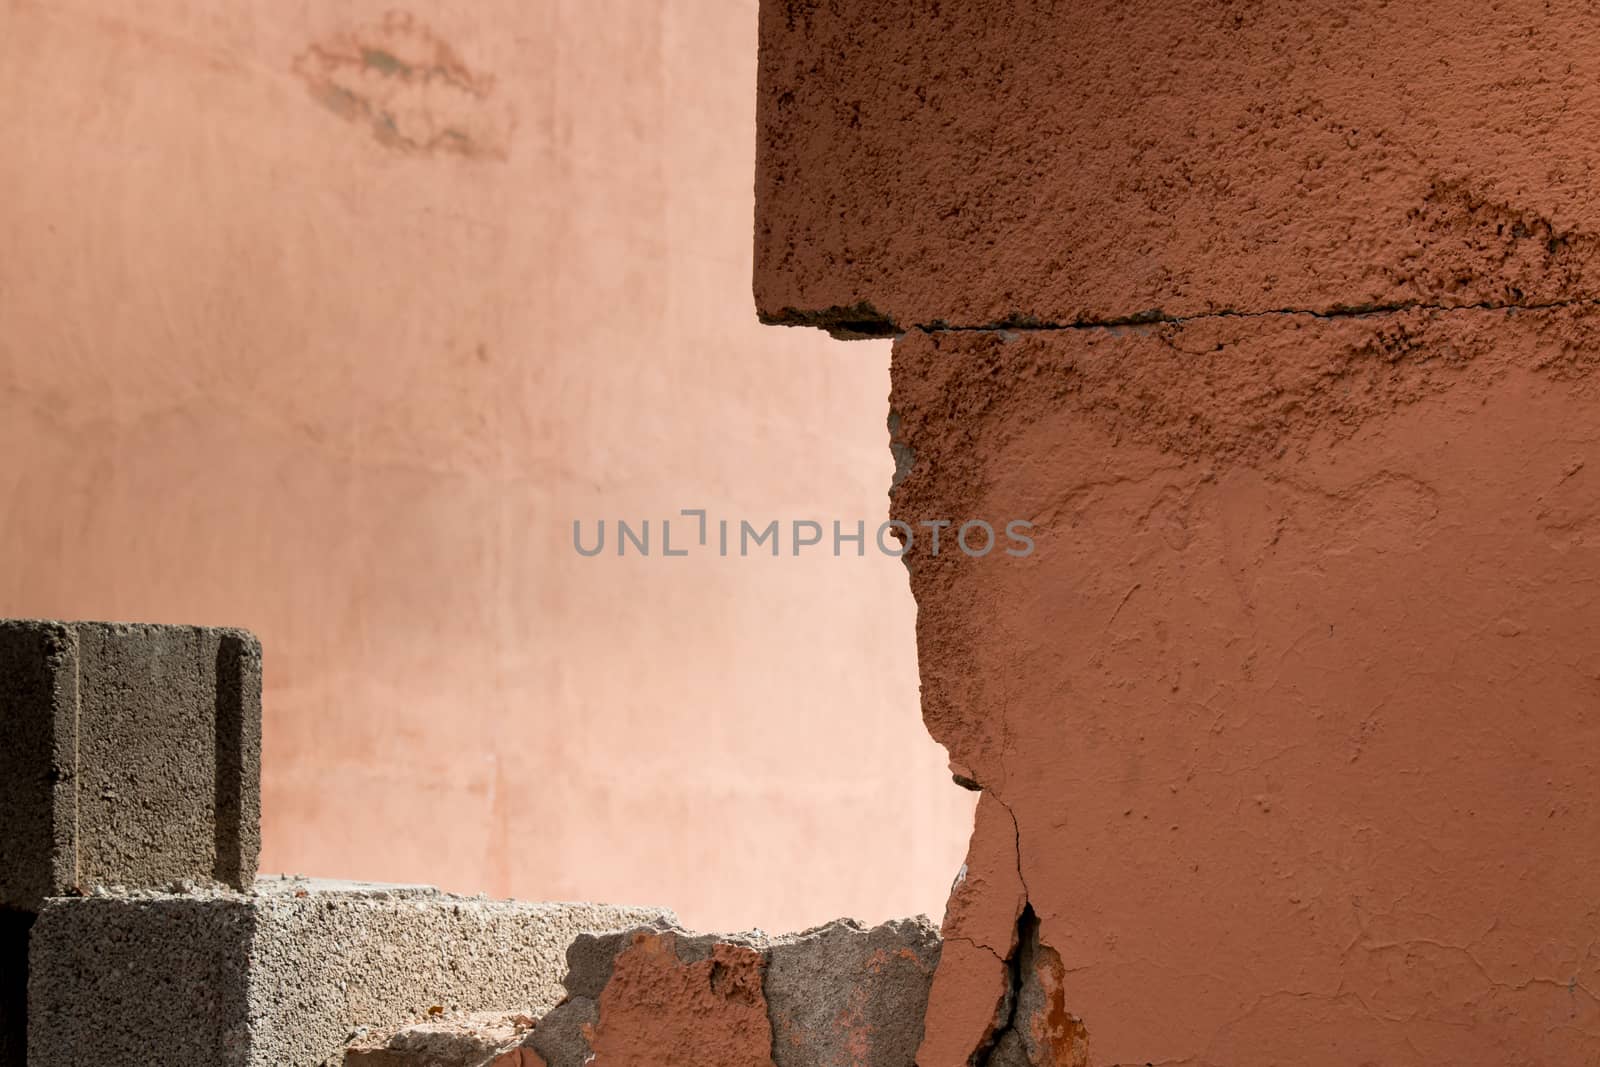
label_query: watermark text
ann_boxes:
[572,510,1035,559]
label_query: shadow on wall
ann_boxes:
[0,911,28,1067]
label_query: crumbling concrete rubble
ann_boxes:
[343,1010,542,1067]
[332,918,943,1067]
[523,917,942,1067]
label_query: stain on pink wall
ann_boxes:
[0,0,974,933]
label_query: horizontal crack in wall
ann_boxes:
[788,294,1600,339]
[917,294,1600,335]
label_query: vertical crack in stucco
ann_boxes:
[972,902,1090,1067]
[972,904,1029,1067]
[939,791,1089,1067]
[881,308,1600,1064]
[998,796,1028,904]
[885,322,1094,1064]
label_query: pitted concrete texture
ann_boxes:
[528,917,940,1067]
[344,1010,544,1067]
[0,619,262,909]
[887,308,1600,1063]
[764,918,942,1067]
[27,877,667,1067]
[756,1,1600,333]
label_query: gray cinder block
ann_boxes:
[27,879,670,1067]
[0,619,262,909]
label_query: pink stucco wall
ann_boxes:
[0,0,973,933]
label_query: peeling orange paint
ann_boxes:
[586,931,776,1067]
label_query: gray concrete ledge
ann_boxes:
[27,877,670,1067]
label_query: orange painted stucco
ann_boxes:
[587,931,775,1067]
[757,1,1600,1063]
[888,316,1600,1065]
[0,0,974,934]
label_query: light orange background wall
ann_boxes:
[0,0,973,933]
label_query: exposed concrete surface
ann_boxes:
[887,308,1600,1063]
[344,1010,542,1067]
[75,622,262,894]
[765,918,940,1067]
[0,619,261,910]
[756,1,1600,331]
[32,889,256,1065]
[27,878,666,1067]
[529,918,940,1067]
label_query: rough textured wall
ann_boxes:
[757,0,1600,332]
[0,0,973,931]
[892,314,1600,1065]
[757,1,1600,1064]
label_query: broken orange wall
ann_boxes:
[757,2,1600,1063]
[0,0,975,934]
